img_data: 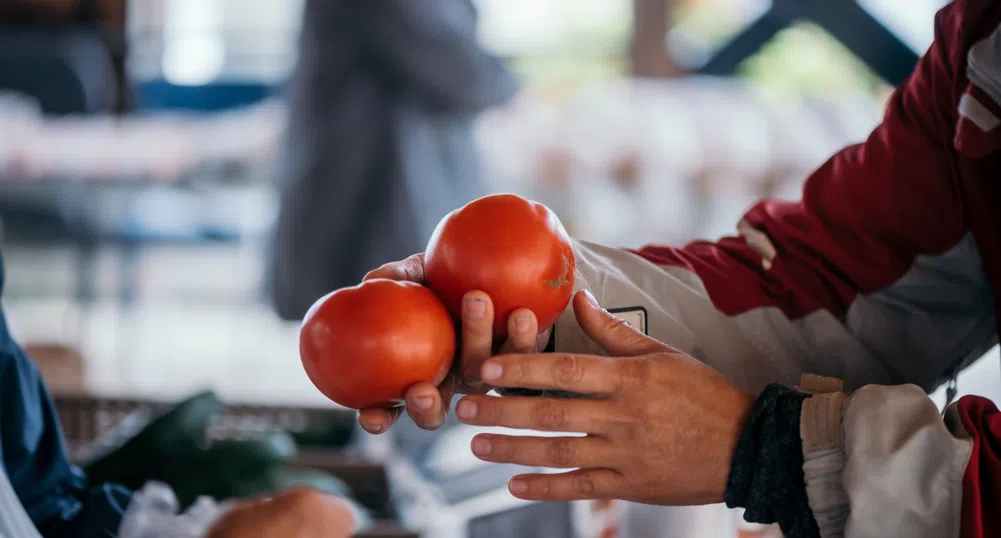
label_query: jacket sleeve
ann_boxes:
[364,0,519,112]
[552,0,996,395]
[796,383,998,538]
[0,256,132,537]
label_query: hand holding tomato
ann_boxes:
[327,194,574,433]
[299,279,455,410]
[357,253,553,433]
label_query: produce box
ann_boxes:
[53,393,416,538]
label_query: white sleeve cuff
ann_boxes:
[801,391,851,538]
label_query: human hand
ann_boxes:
[357,253,553,433]
[205,489,356,538]
[455,290,755,505]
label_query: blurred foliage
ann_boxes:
[737,24,890,98]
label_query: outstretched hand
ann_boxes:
[455,290,755,505]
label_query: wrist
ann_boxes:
[713,390,756,503]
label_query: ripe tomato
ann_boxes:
[424,194,575,338]
[299,279,455,409]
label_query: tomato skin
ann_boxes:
[299,279,456,409]
[424,194,576,338]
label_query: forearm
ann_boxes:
[552,240,886,393]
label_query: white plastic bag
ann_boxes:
[118,482,370,538]
[118,482,236,538]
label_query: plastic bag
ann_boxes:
[118,482,370,538]
[117,482,236,538]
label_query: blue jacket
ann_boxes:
[0,259,131,537]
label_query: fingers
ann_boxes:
[737,219,777,271]
[470,434,621,469]
[357,406,403,435]
[455,395,618,434]
[364,253,426,282]
[508,469,626,501]
[359,382,450,433]
[571,290,667,357]
[459,291,495,381]
[403,382,448,430]
[499,308,539,354]
[479,352,621,395]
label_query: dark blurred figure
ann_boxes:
[269,0,519,320]
[0,0,92,24]
[0,0,126,114]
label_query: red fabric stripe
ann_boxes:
[631,5,968,320]
[957,395,1001,538]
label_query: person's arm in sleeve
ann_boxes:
[553,0,993,395]
[0,262,132,537]
[364,0,519,112]
[719,377,997,538]
[790,382,998,538]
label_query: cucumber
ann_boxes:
[172,432,298,507]
[83,390,224,488]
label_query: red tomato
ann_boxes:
[424,194,575,338]
[299,279,455,409]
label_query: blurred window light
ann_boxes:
[162,0,225,85]
[667,0,771,69]
[475,0,631,90]
[476,0,630,56]
[129,0,304,85]
[857,0,950,54]
[162,35,226,86]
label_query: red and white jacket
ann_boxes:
[552,1,1001,536]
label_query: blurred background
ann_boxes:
[1,0,996,537]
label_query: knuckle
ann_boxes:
[534,401,570,430]
[505,359,526,382]
[546,438,576,467]
[608,318,633,333]
[551,355,585,389]
[616,358,652,388]
[572,475,596,496]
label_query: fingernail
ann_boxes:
[482,362,503,381]
[456,399,478,420]
[509,479,528,495]
[465,298,487,319]
[583,290,600,308]
[471,436,492,456]
[412,396,433,411]
[515,315,531,332]
[366,423,384,433]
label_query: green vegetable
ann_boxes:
[83,391,224,488]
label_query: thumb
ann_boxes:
[572,290,667,357]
